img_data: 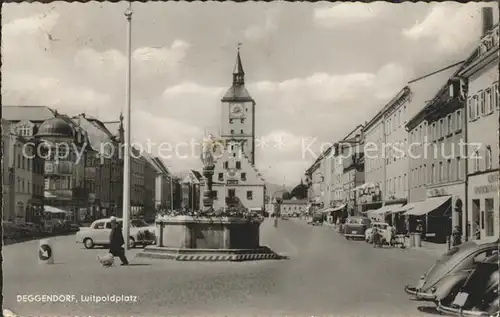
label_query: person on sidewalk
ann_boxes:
[109,216,129,266]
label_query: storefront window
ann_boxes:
[485,198,494,237]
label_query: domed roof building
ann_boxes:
[291,180,308,200]
[36,116,74,139]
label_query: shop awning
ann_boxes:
[352,183,375,192]
[318,207,333,214]
[44,205,69,214]
[403,196,451,216]
[390,204,413,214]
[331,204,346,212]
[368,204,404,218]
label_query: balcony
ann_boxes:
[44,161,73,175]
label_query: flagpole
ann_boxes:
[122,1,132,250]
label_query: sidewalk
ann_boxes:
[404,239,449,256]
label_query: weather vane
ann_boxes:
[237,42,242,51]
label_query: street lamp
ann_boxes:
[122,1,133,250]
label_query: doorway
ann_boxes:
[472,199,480,240]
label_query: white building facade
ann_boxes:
[461,20,499,243]
[210,49,265,212]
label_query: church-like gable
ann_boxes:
[212,150,265,186]
[203,46,265,213]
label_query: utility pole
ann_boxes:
[122,1,132,250]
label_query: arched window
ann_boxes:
[485,146,492,170]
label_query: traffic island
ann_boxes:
[136,216,286,262]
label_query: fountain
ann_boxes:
[137,136,281,261]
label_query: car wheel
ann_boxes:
[84,238,94,249]
[129,237,135,248]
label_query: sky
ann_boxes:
[2,2,498,186]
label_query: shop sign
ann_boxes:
[474,174,499,195]
[428,188,447,197]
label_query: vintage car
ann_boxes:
[342,216,371,240]
[76,218,156,249]
[404,241,498,302]
[311,211,324,226]
[436,253,499,316]
[365,222,391,243]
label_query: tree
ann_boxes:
[282,191,291,200]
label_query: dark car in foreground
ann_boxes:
[404,241,498,302]
[342,216,370,240]
[436,253,499,316]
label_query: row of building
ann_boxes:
[1,106,202,225]
[305,8,499,244]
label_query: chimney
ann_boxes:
[482,7,494,37]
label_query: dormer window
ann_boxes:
[230,130,234,134]
[229,119,233,124]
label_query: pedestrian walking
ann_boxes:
[109,216,129,266]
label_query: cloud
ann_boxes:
[4,3,474,186]
[314,3,387,27]
[130,108,203,171]
[244,10,279,40]
[402,3,496,54]
[132,40,191,77]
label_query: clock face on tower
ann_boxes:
[229,103,245,119]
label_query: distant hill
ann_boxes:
[177,169,291,196]
[265,183,292,197]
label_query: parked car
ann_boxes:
[365,222,391,243]
[404,241,498,302]
[436,253,498,316]
[342,216,371,240]
[76,218,156,249]
[311,212,323,226]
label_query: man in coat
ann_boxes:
[109,216,129,265]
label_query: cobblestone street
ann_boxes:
[4,219,440,316]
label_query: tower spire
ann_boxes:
[233,43,245,86]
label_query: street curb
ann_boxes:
[136,251,285,262]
